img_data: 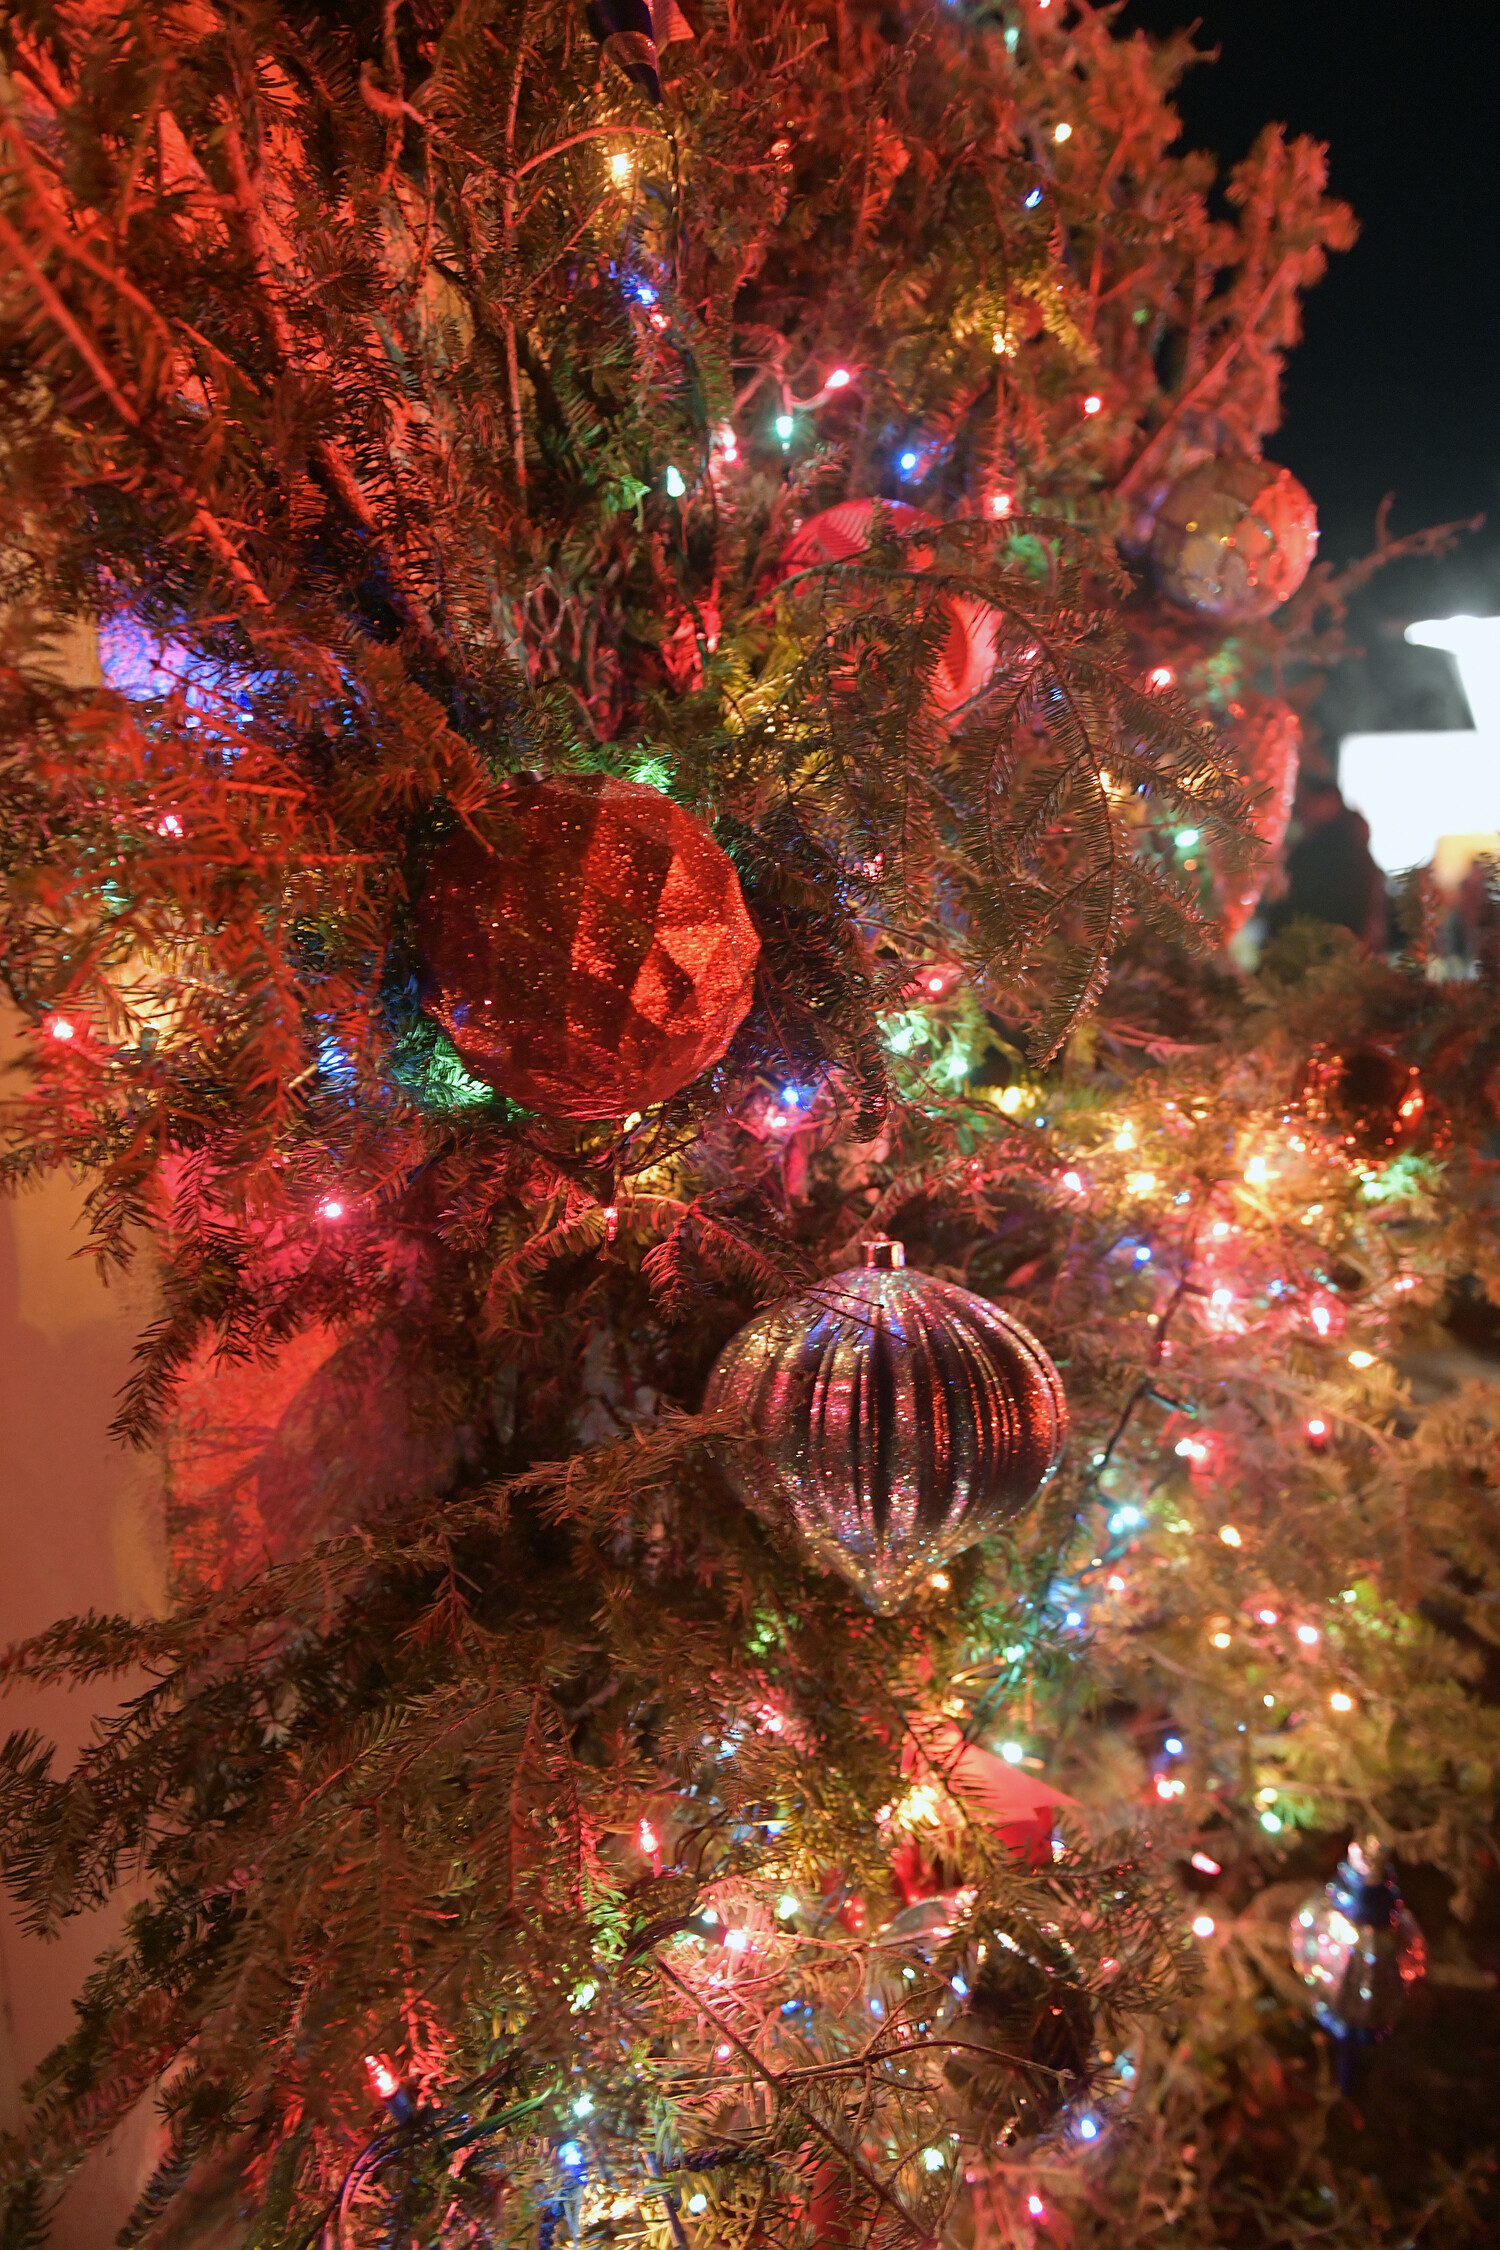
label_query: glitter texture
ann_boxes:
[416,774,759,1119]
[704,1240,1067,1611]
[1151,457,1318,621]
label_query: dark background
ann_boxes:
[1120,0,1500,742]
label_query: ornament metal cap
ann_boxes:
[863,1238,906,1269]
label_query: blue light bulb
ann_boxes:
[1164,1736,1184,1755]
[899,449,919,473]
[1024,187,1043,209]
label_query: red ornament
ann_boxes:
[415,774,759,1119]
[1206,697,1301,938]
[782,501,1000,719]
[1152,457,1318,621]
[1299,1042,1432,1157]
[892,1718,1079,1898]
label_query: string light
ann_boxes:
[602,1204,619,1242]
[774,413,794,445]
[1306,1417,1328,1443]
[988,489,1015,515]
[1296,1624,1320,1647]
[1148,665,1174,689]
[318,1198,345,1220]
[1190,1851,1221,1875]
[1348,1349,1375,1368]
[825,366,852,389]
[156,811,184,837]
[1244,1154,1268,1185]
[1210,1631,1231,1649]
[1175,827,1200,849]
[1258,1608,1279,1624]
[1028,2195,1047,2219]
[1082,392,1103,414]
[1219,1526,1242,1548]
[1024,186,1043,208]
[665,466,687,498]
[1127,1170,1157,1194]
[1061,1168,1085,1192]
[364,2054,415,2124]
[1330,1691,1354,1712]
[1000,1740,1025,1764]
[609,150,634,183]
[1053,121,1073,142]
[715,424,738,463]
[1114,1123,1135,1150]
[1191,1914,1216,1937]
[898,448,919,473]
[1076,2114,1098,2140]
[46,1015,75,1041]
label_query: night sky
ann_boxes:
[1120,0,1500,733]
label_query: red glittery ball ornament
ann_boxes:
[415,773,760,1119]
[1151,457,1318,621]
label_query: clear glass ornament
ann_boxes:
[1289,1836,1427,2043]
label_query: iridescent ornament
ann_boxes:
[1152,458,1318,622]
[415,773,759,1120]
[703,1239,1067,1611]
[1289,1837,1426,2078]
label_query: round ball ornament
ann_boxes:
[1289,1837,1426,2080]
[703,1239,1067,1612]
[1299,1041,1430,1157]
[1151,457,1318,622]
[415,773,759,1120]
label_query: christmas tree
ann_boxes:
[0,1,1497,2245]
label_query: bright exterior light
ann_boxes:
[1114,1123,1134,1150]
[609,150,633,182]
[825,366,851,388]
[665,465,686,498]
[1053,121,1073,142]
[1192,1914,1216,1937]
[1339,616,1500,872]
[1083,392,1103,414]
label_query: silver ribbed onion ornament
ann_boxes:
[703,1240,1068,1611]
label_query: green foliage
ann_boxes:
[0,0,1494,2246]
